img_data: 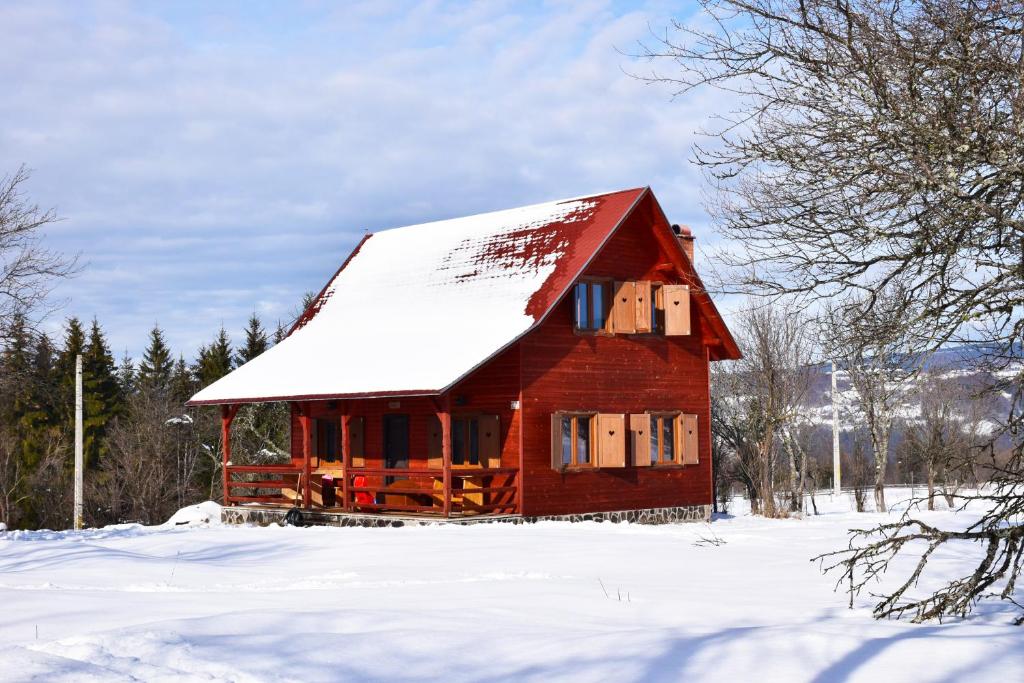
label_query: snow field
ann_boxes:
[0,490,1021,682]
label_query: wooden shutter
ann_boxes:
[349,416,365,467]
[596,414,626,467]
[551,413,564,470]
[663,284,691,336]
[630,414,651,466]
[634,281,652,333]
[680,413,699,465]
[611,281,637,334]
[427,415,442,469]
[479,414,501,468]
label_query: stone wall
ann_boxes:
[221,504,711,528]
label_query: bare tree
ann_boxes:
[0,165,77,338]
[824,291,918,512]
[712,301,814,516]
[902,368,970,510]
[640,0,1024,621]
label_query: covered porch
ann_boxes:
[217,395,521,518]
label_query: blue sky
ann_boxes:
[2,0,724,360]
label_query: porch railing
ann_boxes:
[224,464,519,516]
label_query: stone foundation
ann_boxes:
[221,504,711,527]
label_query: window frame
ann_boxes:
[573,278,613,335]
[555,411,599,470]
[648,411,683,466]
[648,282,665,335]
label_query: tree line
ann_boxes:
[0,313,291,529]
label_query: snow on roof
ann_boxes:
[189,188,646,404]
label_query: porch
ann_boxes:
[217,397,521,519]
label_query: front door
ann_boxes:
[382,414,409,470]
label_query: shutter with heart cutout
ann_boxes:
[663,284,691,336]
[596,413,626,467]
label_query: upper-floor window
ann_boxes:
[574,281,609,332]
[574,279,688,336]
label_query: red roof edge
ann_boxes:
[286,231,374,338]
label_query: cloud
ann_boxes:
[0,0,720,359]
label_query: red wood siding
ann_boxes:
[287,345,521,471]
[519,197,714,516]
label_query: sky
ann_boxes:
[1,0,727,361]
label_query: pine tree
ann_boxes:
[81,318,121,468]
[0,313,32,426]
[235,313,268,366]
[116,350,135,398]
[55,317,86,425]
[195,327,233,388]
[169,355,196,404]
[17,333,59,469]
[273,321,287,345]
[137,325,173,392]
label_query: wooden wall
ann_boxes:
[518,196,714,516]
[286,344,522,471]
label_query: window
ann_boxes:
[650,413,679,465]
[452,417,480,466]
[574,281,609,332]
[553,413,595,468]
[650,283,664,333]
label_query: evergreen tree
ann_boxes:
[235,313,268,366]
[55,317,86,425]
[273,320,287,345]
[137,325,173,392]
[0,313,32,426]
[116,350,135,398]
[195,327,233,388]
[169,355,196,404]
[81,318,121,468]
[17,333,59,468]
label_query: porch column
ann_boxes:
[341,404,351,512]
[220,404,239,506]
[297,402,312,509]
[440,397,452,517]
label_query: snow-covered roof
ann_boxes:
[189,188,647,404]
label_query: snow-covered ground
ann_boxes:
[1,492,1021,682]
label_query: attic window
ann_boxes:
[574,280,609,332]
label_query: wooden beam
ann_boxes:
[341,402,351,512]
[220,404,239,506]
[296,402,313,509]
[440,396,453,518]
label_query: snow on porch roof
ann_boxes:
[188,187,647,405]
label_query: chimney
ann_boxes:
[672,224,695,264]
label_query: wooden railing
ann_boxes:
[224,464,519,516]
[224,464,302,505]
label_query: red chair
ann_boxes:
[352,475,373,505]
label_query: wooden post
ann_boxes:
[341,403,351,512]
[831,361,842,495]
[440,397,453,517]
[298,402,312,509]
[220,404,238,506]
[74,354,83,530]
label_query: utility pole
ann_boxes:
[831,360,841,496]
[74,354,83,530]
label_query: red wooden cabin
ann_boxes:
[188,187,740,522]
